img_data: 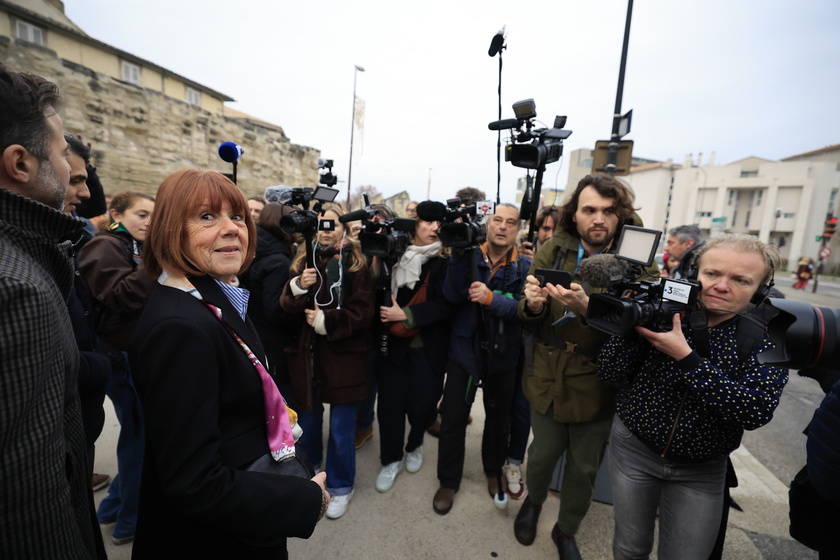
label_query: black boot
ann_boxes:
[513,497,542,545]
[551,524,582,560]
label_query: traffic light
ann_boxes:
[824,217,837,241]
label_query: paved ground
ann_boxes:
[93,395,818,559]
[94,277,839,558]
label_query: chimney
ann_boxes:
[708,151,716,166]
[684,154,693,168]
[697,152,703,167]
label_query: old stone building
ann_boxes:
[1,0,320,198]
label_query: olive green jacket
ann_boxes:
[518,218,656,423]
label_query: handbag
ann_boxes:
[388,272,429,338]
[245,446,316,479]
[788,464,840,553]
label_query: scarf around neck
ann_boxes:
[392,241,442,293]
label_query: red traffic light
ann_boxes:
[824,217,837,240]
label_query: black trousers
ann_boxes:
[376,347,442,465]
[437,360,515,490]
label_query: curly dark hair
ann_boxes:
[559,174,637,237]
[0,64,61,162]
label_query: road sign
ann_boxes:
[819,246,832,259]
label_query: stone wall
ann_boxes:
[1,36,320,198]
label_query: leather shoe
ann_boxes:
[513,497,541,545]
[433,487,457,515]
[426,416,441,438]
[551,524,582,560]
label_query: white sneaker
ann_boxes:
[504,462,524,500]
[375,460,405,493]
[406,445,424,473]
[326,489,355,519]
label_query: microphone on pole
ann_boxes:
[218,141,244,184]
[488,26,506,57]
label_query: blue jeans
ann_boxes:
[298,401,358,496]
[609,416,727,560]
[96,354,144,538]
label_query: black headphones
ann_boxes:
[685,251,775,306]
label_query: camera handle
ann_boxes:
[521,164,546,247]
[467,248,509,509]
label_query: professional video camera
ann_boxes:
[339,195,415,261]
[586,226,702,336]
[756,299,840,370]
[435,198,495,250]
[488,98,572,170]
[278,158,340,236]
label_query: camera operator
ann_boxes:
[597,233,788,560]
[279,202,375,520]
[373,206,453,493]
[514,174,646,558]
[433,203,531,515]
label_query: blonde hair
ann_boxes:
[290,202,367,274]
[695,233,780,285]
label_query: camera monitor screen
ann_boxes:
[615,226,661,266]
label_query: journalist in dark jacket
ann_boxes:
[434,203,531,515]
[238,202,296,397]
[373,213,454,493]
[129,170,327,559]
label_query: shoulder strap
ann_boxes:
[552,245,568,270]
[735,311,769,364]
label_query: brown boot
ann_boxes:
[513,497,542,545]
[432,487,457,515]
[354,426,373,449]
[551,524,582,560]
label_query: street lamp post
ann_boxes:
[347,64,365,206]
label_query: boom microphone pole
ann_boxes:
[488,26,506,205]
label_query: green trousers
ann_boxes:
[525,405,612,536]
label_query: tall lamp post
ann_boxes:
[347,64,365,206]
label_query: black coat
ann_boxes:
[129,275,321,560]
[380,255,453,376]
[239,225,295,385]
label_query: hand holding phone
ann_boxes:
[534,268,572,289]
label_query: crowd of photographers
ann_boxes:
[3,65,839,560]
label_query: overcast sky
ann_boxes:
[65,0,840,206]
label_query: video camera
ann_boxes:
[488,98,572,170]
[586,226,702,336]
[278,158,340,236]
[339,195,415,261]
[436,198,495,250]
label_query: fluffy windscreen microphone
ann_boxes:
[415,201,447,222]
[577,254,631,289]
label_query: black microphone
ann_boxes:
[218,141,244,163]
[338,208,370,224]
[415,201,447,223]
[488,118,519,131]
[577,254,631,289]
[488,26,506,57]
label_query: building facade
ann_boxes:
[1,0,320,197]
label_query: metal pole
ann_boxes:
[427,168,432,200]
[606,0,633,175]
[347,65,364,206]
